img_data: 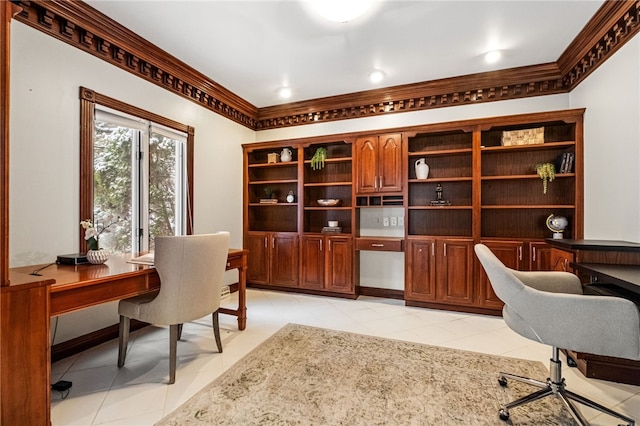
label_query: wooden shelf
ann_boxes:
[408,205,472,210]
[409,177,472,183]
[482,205,575,209]
[304,206,351,211]
[481,140,575,153]
[248,179,297,185]
[482,173,575,180]
[304,181,352,187]
[248,161,297,168]
[249,203,298,207]
[408,148,472,157]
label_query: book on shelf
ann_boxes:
[555,152,575,173]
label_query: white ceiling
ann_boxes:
[84,1,604,108]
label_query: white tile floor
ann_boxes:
[51,289,640,425]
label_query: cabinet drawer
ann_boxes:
[355,238,404,252]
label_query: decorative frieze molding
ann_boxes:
[11,0,640,131]
[13,0,258,129]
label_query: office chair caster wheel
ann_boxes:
[498,376,508,387]
[499,408,510,421]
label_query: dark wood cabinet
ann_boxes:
[246,232,298,286]
[477,240,524,309]
[550,247,575,272]
[301,235,353,294]
[244,109,583,311]
[406,238,473,306]
[529,241,552,271]
[355,133,402,194]
[436,239,474,306]
[405,238,436,302]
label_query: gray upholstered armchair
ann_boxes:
[474,243,639,426]
[118,232,230,384]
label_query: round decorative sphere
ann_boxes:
[546,215,568,233]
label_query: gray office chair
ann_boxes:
[118,232,230,384]
[474,243,639,426]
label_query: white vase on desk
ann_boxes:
[87,249,110,264]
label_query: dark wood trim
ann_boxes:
[51,319,148,363]
[558,0,640,90]
[10,0,639,131]
[357,286,404,300]
[79,87,195,248]
[406,300,501,316]
[247,283,358,299]
[13,0,258,129]
[1,2,21,287]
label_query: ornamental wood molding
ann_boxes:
[11,0,640,131]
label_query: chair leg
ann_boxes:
[169,324,179,385]
[117,315,130,368]
[496,347,636,426]
[177,323,183,340]
[212,310,223,353]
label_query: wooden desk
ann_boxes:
[1,249,247,425]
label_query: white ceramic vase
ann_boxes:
[87,249,110,264]
[415,158,429,180]
[280,148,292,162]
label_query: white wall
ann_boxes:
[570,36,640,242]
[10,19,639,341]
[10,22,254,343]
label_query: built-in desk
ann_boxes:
[546,239,640,385]
[1,249,247,425]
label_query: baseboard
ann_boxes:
[357,286,405,300]
[51,282,241,362]
[51,319,148,363]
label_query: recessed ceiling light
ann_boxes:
[369,69,385,84]
[308,0,376,23]
[277,87,292,99]
[484,50,502,64]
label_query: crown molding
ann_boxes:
[10,0,640,131]
[12,0,258,129]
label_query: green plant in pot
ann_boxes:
[310,147,328,170]
[535,162,555,194]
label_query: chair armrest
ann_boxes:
[511,270,583,294]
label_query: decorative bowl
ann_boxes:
[317,199,340,207]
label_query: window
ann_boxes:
[80,88,194,254]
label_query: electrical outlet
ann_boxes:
[390,216,397,226]
[398,216,404,226]
[383,217,390,227]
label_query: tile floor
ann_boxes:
[51,289,639,425]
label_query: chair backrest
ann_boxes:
[474,243,640,360]
[152,232,230,325]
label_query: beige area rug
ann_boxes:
[157,324,575,425]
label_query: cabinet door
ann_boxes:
[326,237,353,293]
[246,232,269,284]
[550,248,574,273]
[378,133,403,192]
[300,235,325,290]
[436,239,474,305]
[405,239,437,302]
[529,242,552,271]
[354,136,378,194]
[270,233,299,286]
[477,240,524,308]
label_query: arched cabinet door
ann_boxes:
[354,133,402,194]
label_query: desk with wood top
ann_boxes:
[1,249,248,425]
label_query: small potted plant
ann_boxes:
[80,217,117,264]
[535,163,555,194]
[310,147,327,170]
